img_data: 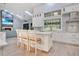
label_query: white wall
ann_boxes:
[13,17,24,29]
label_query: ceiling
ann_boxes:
[4,3,42,13]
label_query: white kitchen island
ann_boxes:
[35,31,53,52]
[16,30,53,52]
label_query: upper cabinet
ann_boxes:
[70,12,79,19]
[43,9,62,31]
[44,10,61,18]
[32,12,44,27]
[32,4,79,32]
[62,4,79,14]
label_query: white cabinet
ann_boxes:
[32,11,44,27]
[70,12,79,19]
[66,22,79,32]
[52,32,79,45]
[32,17,44,27]
[62,4,79,13]
[0,32,7,46]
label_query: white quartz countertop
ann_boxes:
[35,32,52,35]
[28,30,52,35]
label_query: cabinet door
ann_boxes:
[33,18,43,27]
[67,23,78,32]
[63,4,79,13]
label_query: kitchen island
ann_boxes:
[16,29,53,52]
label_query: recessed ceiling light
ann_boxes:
[4,9,14,15]
[25,11,32,16]
[15,14,23,19]
[4,9,8,12]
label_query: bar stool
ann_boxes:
[16,30,22,47]
[16,30,29,55]
[28,33,38,56]
[21,32,29,56]
[28,33,41,56]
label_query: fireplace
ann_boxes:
[5,28,11,31]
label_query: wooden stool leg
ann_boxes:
[28,40,31,56]
[35,46,37,56]
[35,39,37,56]
[28,41,30,52]
[27,42,29,56]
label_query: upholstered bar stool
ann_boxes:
[21,31,29,55]
[28,33,37,56]
[16,30,29,55]
[19,30,29,55]
[28,32,41,56]
[16,30,22,47]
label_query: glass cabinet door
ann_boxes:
[44,19,61,31]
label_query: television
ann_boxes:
[1,10,13,31]
[2,17,13,25]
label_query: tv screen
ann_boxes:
[2,17,13,25]
[1,10,13,31]
[2,11,13,25]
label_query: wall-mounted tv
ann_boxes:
[1,10,13,31]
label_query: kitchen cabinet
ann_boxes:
[62,9,79,32]
[62,4,79,13]
[52,32,79,45]
[0,32,7,46]
[32,12,44,27]
[32,17,44,27]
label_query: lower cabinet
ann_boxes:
[0,32,7,45]
[52,32,79,45]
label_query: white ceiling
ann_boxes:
[4,3,42,14]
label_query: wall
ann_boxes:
[13,17,24,29]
